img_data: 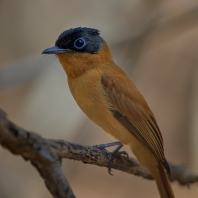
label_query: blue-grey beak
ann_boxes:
[42,46,67,54]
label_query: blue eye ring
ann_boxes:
[74,38,86,49]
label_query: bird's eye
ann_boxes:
[74,38,86,49]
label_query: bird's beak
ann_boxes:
[42,46,68,54]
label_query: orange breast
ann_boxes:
[67,69,134,145]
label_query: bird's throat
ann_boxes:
[57,44,112,79]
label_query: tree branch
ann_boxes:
[0,109,197,198]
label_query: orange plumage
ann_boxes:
[42,27,175,198]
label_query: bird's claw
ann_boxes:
[117,151,129,160]
[93,142,128,176]
[93,142,122,161]
[108,167,114,175]
[93,144,112,161]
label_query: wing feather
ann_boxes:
[101,75,169,171]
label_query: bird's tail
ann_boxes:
[154,161,175,198]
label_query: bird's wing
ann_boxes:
[101,75,169,172]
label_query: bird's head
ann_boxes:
[42,27,112,78]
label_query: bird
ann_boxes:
[42,27,175,198]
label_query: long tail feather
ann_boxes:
[154,161,175,198]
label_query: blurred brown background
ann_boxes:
[0,0,198,197]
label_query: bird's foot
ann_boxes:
[93,141,122,161]
[108,144,129,175]
[93,142,129,175]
